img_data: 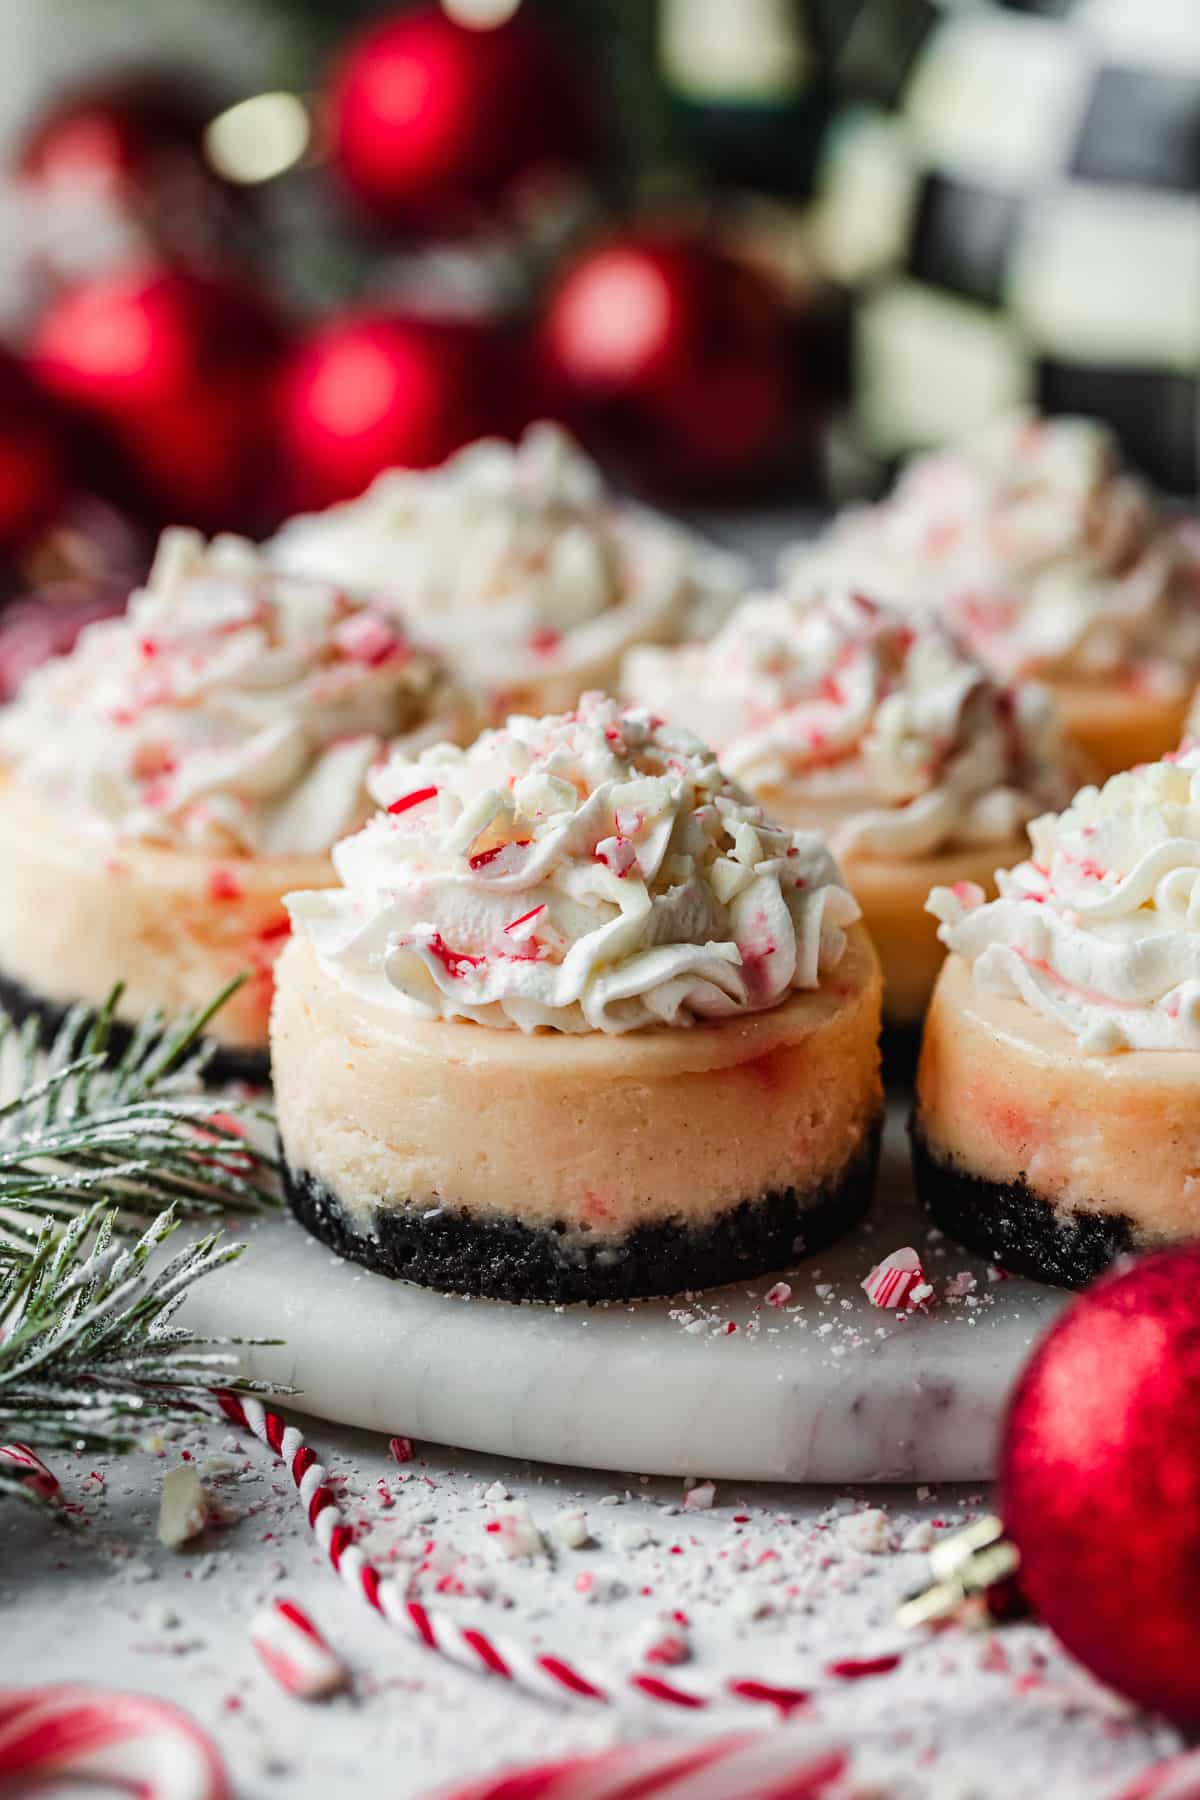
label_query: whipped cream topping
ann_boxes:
[0,529,467,857]
[785,413,1200,690]
[286,693,861,1035]
[624,590,1069,861]
[269,423,743,708]
[930,749,1200,1054]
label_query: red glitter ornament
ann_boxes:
[1001,1246,1200,1726]
[0,351,69,551]
[30,266,285,534]
[534,230,793,497]
[275,310,514,512]
[326,5,594,237]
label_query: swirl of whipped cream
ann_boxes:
[624,589,1069,861]
[785,413,1200,690]
[929,749,1200,1054]
[0,529,468,857]
[268,422,743,708]
[286,693,862,1035]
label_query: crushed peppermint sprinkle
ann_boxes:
[207,868,243,903]
[783,410,1200,690]
[485,1501,544,1559]
[388,786,439,816]
[623,585,1071,864]
[553,1508,591,1550]
[764,1281,793,1308]
[157,1464,210,1549]
[861,1248,930,1310]
[640,1630,691,1667]
[388,1436,415,1464]
[291,692,861,1035]
[0,527,464,857]
[268,421,742,717]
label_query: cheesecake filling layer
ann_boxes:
[915,953,1200,1245]
[272,926,883,1244]
[269,423,742,713]
[785,412,1200,693]
[0,527,465,857]
[0,773,331,1047]
[286,693,863,1034]
[623,588,1069,862]
[930,749,1200,1055]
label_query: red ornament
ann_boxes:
[1002,1246,1200,1726]
[326,5,594,237]
[0,351,69,552]
[15,75,248,293]
[535,231,793,496]
[19,74,215,192]
[30,267,285,534]
[275,311,516,512]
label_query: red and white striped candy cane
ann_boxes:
[215,1390,908,1718]
[0,1443,59,1500]
[430,1727,858,1800]
[0,1685,229,1800]
[251,1598,348,1700]
[1114,1751,1200,1800]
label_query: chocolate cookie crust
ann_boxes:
[0,967,271,1089]
[283,1113,883,1305]
[910,1121,1136,1289]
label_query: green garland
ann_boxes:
[0,983,279,1512]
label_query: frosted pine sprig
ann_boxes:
[0,979,277,1250]
[0,1203,261,1511]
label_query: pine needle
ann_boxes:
[0,981,283,1512]
[0,1203,269,1512]
[0,979,279,1252]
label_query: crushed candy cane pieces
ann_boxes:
[485,1500,544,1558]
[861,1248,932,1310]
[251,1599,347,1700]
[553,1507,591,1549]
[157,1465,210,1549]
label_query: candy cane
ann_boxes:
[251,1599,348,1700]
[1114,1751,1200,1800]
[0,1685,229,1800]
[216,1390,908,1718]
[0,1442,59,1500]
[428,1728,857,1800]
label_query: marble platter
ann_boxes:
[179,1110,1067,1484]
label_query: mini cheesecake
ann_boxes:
[0,528,469,1077]
[269,421,743,722]
[273,694,883,1302]
[785,412,1200,780]
[624,588,1075,1060]
[914,751,1200,1286]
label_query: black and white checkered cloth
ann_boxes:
[817,0,1200,492]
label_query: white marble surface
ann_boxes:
[180,1113,1068,1484]
[1,1417,1180,1799]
